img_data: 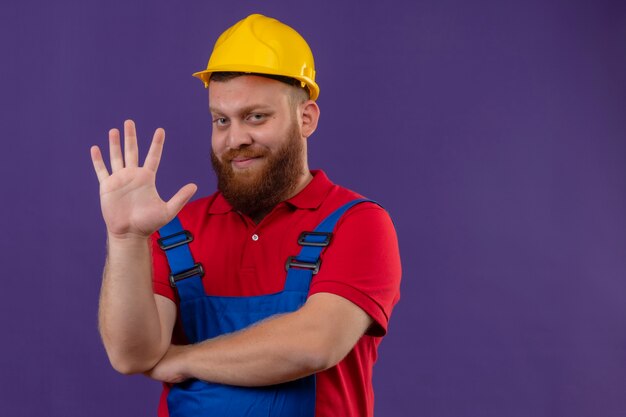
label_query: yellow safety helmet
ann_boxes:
[193,14,319,100]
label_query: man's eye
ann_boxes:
[248,114,265,122]
[213,117,228,126]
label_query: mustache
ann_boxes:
[221,146,269,162]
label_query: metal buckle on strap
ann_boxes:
[285,256,321,275]
[158,230,193,251]
[169,263,205,287]
[297,231,332,247]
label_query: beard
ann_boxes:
[210,122,305,219]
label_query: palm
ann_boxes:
[100,167,169,236]
[91,120,197,238]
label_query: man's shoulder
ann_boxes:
[313,171,364,206]
[315,180,393,236]
[320,176,384,213]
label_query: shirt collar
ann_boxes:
[209,192,233,214]
[285,170,332,209]
[208,170,333,214]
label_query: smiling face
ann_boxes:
[209,75,318,220]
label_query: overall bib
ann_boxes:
[157,199,373,417]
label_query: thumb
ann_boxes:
[166,183,198,218]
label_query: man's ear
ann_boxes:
[300,100,320,138]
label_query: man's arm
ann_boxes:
[98,235,175,373]
[147,292,372,386]
[91,120,196,374]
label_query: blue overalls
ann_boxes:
[157,199,373,417]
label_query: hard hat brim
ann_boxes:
[192,65,319,101]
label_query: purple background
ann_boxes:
[1,0,625,416]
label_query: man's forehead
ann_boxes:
[209,102,274,115]
[208,75,291,113]
[209,74,291,94]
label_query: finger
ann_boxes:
[109,128,124,172]
[124,119,139,168]
[144,128,165,172]
[166,184,198,218]
[90,145,110,182]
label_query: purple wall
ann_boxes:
[1,0,625,416]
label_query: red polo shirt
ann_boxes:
[150,170,401,417]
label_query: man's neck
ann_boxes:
[287,169,314,201]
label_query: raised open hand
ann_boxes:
[90,120,197,239]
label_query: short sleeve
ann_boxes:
[150,233,177,301]
[308,203,402,337]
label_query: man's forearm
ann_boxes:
[148,293,372,386]
[99,234,169,374]
[152,312,324,386]
[188,311,326,385]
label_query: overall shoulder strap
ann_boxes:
[283,198,379,293]
[157,217,205,300]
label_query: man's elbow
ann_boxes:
[110,362,139,375]
[109,357,147,375]
[300,340,348,373]
[105,347,160,375]
[304,354,335,374]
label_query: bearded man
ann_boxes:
[90,14,401,417]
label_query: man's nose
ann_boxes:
[226,121,253,149]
